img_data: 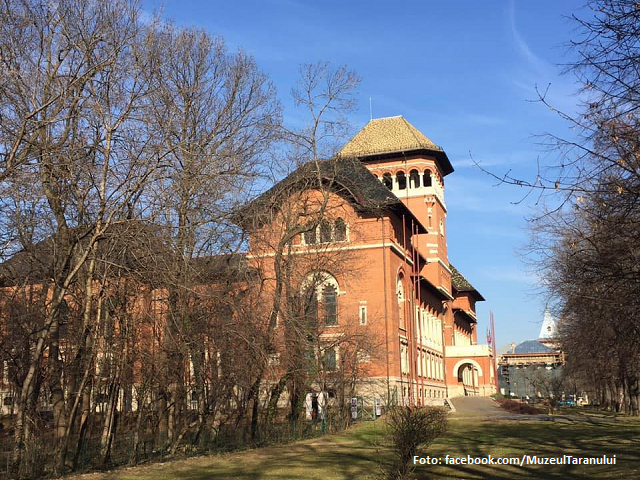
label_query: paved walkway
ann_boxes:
[449,396,510,418]
[448,396,618,423]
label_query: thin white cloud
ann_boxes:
[482,265,540,284]
[508,1,549,76]
[506,1,582,115]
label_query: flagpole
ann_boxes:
[490,311,499,391]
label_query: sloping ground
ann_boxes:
[59,413,640,480]
[61,423,387,480]
[449,396,509,418]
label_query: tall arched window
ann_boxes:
[334,218,346,242]
[409,169,420,189]
[319,220,332,243]
[397,171,407,190]
[382,173,393,190]
[322,284,338,326]
[304,226,317,245]
[303,284,318,327]
[302,272,339,327]
[397,274,405,327]
[423,170,432,187]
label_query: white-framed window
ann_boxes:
[268,353,280,366]
[422,350,427,377]
[400,340,409,374]
[359,305,367,325]
[357,349,370,363]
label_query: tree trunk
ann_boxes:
[100,382,120,468]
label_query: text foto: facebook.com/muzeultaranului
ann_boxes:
[414,455,617,467]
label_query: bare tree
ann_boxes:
[143,23,280,450]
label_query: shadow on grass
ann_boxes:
[91,417,640,480]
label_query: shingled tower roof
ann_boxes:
[337,116,454,175]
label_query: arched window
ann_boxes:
[409,169,420,189]
[423,170,432,187]
[319,220,332,243]
[322,284,338,326]
[382,173,393,190]
[397,171,407,190]
[397,274,405,327]
[302,272,339,327]
[334,218,346,242]
[304,226,317,245]
[303,284,318,327]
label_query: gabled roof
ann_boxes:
[450,263,485,301]
[234,157,427,233]
[0,221,167,287]
[337,116,454,176]
[0,222,253,288]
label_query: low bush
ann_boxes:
[495,398,543,415]
[385,406,448,479]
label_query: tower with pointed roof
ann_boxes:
[339,116,454,296]
[339,116,495,398]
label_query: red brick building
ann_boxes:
[246,116,497,405]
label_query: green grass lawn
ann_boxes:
[65,415,640,480]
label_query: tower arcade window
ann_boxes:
[397,171,407,190]
[382,173,393,190]
[423,170,432,187]
[409,169,420,189]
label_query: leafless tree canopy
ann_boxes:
[0,1,366,478]
[499,1,640,415]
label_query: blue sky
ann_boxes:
[145,0,587,347]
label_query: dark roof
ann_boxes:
[189,253,256,284]
[513,340,555,355]
[234,157,427,233]
[450,264,485,301]
[0,221,169,287]
[0,222,252,288]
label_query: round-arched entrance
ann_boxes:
[452,359,482,396]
